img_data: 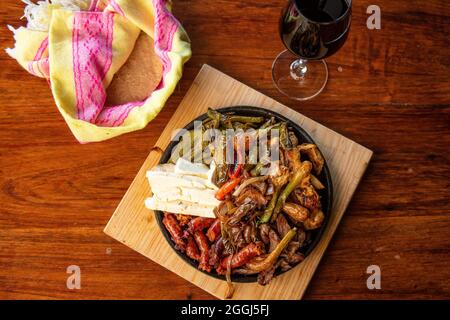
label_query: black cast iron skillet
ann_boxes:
[155,106,333,283]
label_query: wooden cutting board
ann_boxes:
[104,64,373,300]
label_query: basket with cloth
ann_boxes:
[6,0,191,143]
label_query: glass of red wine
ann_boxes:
[272,0,352,100]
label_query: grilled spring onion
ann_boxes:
[311,174,325,190]
[245,228,297,272]
[225,253,235,299]
[232,176,268,197]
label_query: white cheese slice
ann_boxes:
[146,171,212,189]
[145,197,216,218]
[151,163,175,172]
[174,158,210,178]
[151,186,220,207]
[146,159,220,217]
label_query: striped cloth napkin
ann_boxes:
[6,0,191,142]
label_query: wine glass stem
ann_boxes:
[290,59,308,80]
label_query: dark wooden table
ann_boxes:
[1,0,449,300]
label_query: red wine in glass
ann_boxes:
[272,0,352,100]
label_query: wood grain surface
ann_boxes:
[0,0,449,300]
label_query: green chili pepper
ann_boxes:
[214,163,229,187]
[169,130,194,163]
[226,115,264,124]
[270,161,312,223]
[288,130,299,147]
[279,122,291,148]
[250,162,265,177]
[244,163,255,172]
[259,187,281,224]
[207,108,222,121]
[222,120,233,130]
[268,123,282,134]
[260,117,275,129]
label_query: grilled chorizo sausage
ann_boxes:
[194,231,211,272]
[163,213,186,252]
[206,219,221,243]
[218,242,264,272]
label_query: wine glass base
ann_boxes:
[272,50,328,101]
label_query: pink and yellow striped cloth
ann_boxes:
[8,0,191,142]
